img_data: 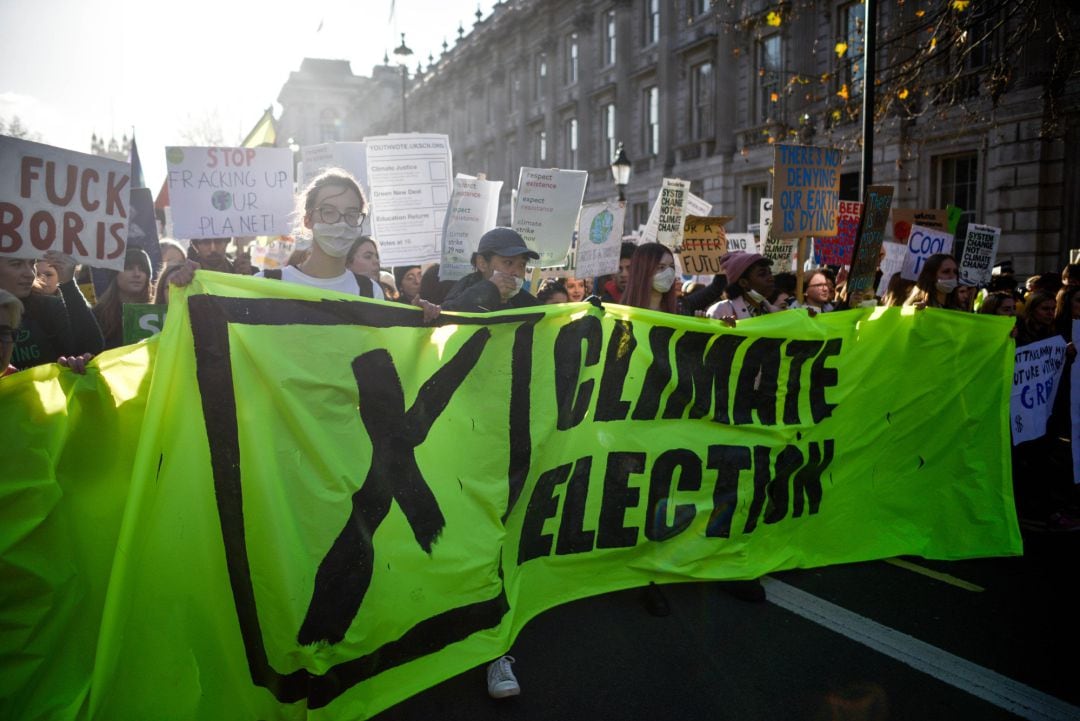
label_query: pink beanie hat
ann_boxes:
[720,251,771,283]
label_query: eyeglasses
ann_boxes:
[0,327,17,345]
[317,206,366,227]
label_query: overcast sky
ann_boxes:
[1,0,495,189]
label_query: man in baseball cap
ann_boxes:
[442,227,541,312]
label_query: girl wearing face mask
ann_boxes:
[255,170,379,297]
[903,254,962,310]
[704,251,781,324]
[621,243,679,313]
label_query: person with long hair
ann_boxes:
[903,254,961,309]
[621,242,678,313]
[92,248,153,349]
[346,236,386,300]
[1016,290,1057,347]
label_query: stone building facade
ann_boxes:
[277,0,1078,274]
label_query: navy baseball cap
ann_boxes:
[477,227,540,259]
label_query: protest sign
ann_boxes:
[677,215,731,275]
[958,224,1001,287]
[643,188,708,246]
[946,204,965,235]
[0,278,1020,721]
[813,200,862,266]
[846,186,895,297]
[364,133,453,265]
[122,303,166,344]
[440,174,503,281]
[250,236,294,271]
[301,141,369,198]
[165,146,293,240]
[772,144,842,238]
[726,232,759,254]
[758,197,795,271]
[654,178,690,248]
[91,186,162,295]
[901,224,954,281]
[760,198,773,250]
[575,201,625,279]
[0,136,130,270]
[876,241,908,297]
[512,167,588,267]
[890,208,948,242]
[1011,336,1067,445]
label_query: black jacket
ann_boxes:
[441,272,541,312]
[11,281,105,370]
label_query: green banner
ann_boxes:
[1,272,1020,720]
[121,303,167,345]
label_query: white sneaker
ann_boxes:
[486,655,520,698]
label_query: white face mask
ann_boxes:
[312,222,362,258]
[935,277,958,294]
[652,267,677,293]
[492,269,525,297]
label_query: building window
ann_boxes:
[693,0,710,16]
[633,201,650,229]
[534,128,547,165]
[509,68,520,113]
[535,53,547,101]
[643,85,660,156]
[839,2,865,99]
[743,183,767,232]
[564,118,578,169]
[690,62,714,140]
[319,108,341,142]
[602,103,617,164]
[604,10,617,66]
[934,152,979,222]
[644,0,660,46]
[756,34,781,125]
[566,33,579,85]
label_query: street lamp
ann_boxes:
[393,32,413,132]
[610,142,631,202]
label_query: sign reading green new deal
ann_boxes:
[772,144,843,238]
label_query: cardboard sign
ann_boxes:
[772,144,843,238]
[165,146,293,240]
[512,167,588,267]
[122,303,167,344]
[575,202,625,279]
[958,224,1001,287]
[0,136,131,270]
[726,233,759,254]
[364,133,453,266]
[440,174,503,281]
[677,215,731,275]
[813,200,862,265]
[846,185,895,296]
[890,208,948,242]
[1011,336,1067,445]
[901,224,954,281]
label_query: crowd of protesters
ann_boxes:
[5,166,1080,698]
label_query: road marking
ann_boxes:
[885,558,985,592]
[763,577,1080,721]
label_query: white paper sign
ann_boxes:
[439,174,503,281]
[959,223,1001,287]
[876,241,908,297]
[760,198,773,250]
[575,201,626,279]
[655,179,691,248]
[685,192,713,218]
[165,146,293,240]
[759,197,795,271]
[513,167,588,267]
[1011,336,1067,445]
[364,133,453,265]
[725,233,759,254]
[901,224,954,281]
[301,142,370,200]
[1,136,131,270]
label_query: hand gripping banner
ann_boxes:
[0,273,1020,720]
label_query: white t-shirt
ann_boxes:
[257,266,384,299]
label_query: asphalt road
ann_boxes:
[376,528,1080,721]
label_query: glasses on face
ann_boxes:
[317,206,366,227]
[0,327,17,345]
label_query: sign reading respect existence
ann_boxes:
[0,273,1022,721]
[165,146,293,240]
[512,167,588,267]
[364,133,453,266]
[440,174,503,281]
[772,144,843,238]
[0,135,131,270]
